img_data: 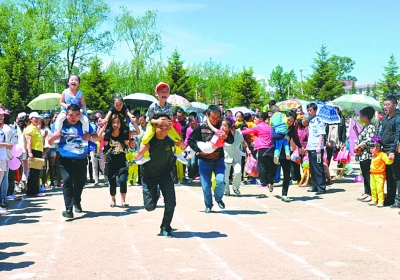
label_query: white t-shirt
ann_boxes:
[306,116,326,151]
[0,124,16,161]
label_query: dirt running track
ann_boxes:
[1,167,400,279]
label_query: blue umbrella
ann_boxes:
[314,101,340,124]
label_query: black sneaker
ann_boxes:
[75,204,82,213]
[62,210,74,219]
[158,228,173,238]
[217,200,225,209]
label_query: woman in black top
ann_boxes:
[104,114,129,207]
[269,110,303,202]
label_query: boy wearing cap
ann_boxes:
[368,136,394,207]
[126,136,139,186]
[135,82,187,165]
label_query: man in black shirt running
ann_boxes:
[142,114,176,237]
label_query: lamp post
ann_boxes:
[300,69,304,96]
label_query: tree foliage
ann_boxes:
[378,54,400,97]
[114,8,162,90]
[231,68,260,108]
[59,0,113,75]
[304,45,354,101]
[268,65,297,101]
[80,57,114,112]
[164,49,191,100]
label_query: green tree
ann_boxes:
[80,57,114,112]
[0,1,38,116]
[231,68,260,108]
[164,49,191,100]
[304,45,354,101]
[58,0,113,75]
[350,81,357,94]
[365,85,371,96]
[187,60,235,106]
[268,65,296,101]
[378,54,400,97]
[114,8,162,90]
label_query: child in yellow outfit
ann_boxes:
[126,136,139,186]
[135,82,187,165]
[368,137,394,207]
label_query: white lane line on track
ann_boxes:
[118,211,150,278]
[304,201,398,234]
[0,199,25,227]
[222,209,332,279]
[174,213,242,280]
[42,216,66,278]
[252,199,400,268]
[182,186,331,280]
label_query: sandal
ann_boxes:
[268,184,274,193]
[357,194,368,201]
[362,196,372,202]
[121,203,129,208]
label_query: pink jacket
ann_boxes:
[241,121,272,150]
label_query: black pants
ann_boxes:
[308,150,326,191]
[326,147,334,167]
[257,149,276,186]
[108,172,127,196]
[359,159,371,196]
[142,173,176,232]
[59,157,87,210]
[385,157,400,206]
[26,150,43,195]
[88,153,93,180]
[280,158,292,196]
[137,165,142,184]
[257,148,274,186]
[291,160,301,182]
[171,157,178,183]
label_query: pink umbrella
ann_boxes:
[167,94,191,110]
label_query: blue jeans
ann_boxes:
[198,158,225,208]
[1,167,9,203]
[187,155,198,179]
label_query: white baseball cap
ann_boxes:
[29,112,42,119]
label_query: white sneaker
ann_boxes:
[15,185,22,193]
[185,148,196,160]
[368,201,377,206]
[135,157,150,165]
[0,208,8,215]
[175,153,188,165]
[377,203,384,207]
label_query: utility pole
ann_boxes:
[300,69,304,96]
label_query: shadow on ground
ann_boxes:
[171,230,227,239]
[0,242,33,272]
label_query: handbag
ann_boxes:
[245,154,258,177]
[29,157,45,170]
[290,149,301,164]
[337,149,350,164]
